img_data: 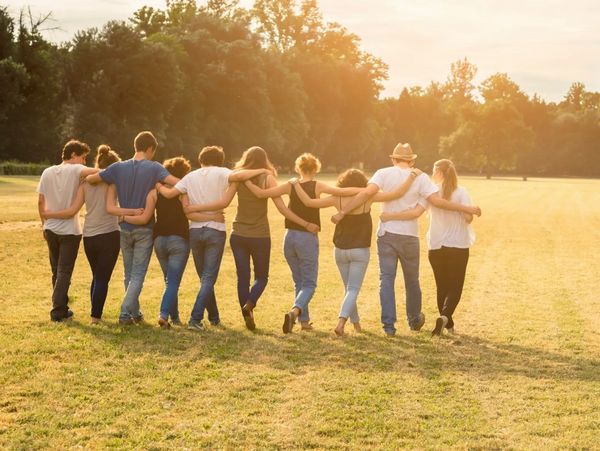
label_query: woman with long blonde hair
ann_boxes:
[426,159,475,335]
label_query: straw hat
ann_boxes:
[389,143,417,161]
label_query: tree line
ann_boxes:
[1,0,599,177]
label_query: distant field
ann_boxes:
[1,175,599,449]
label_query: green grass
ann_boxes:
[1,175,599,449]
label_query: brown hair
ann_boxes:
[95,145,121,169]
[199,146,225,167]
[294,153,321,175]
[163,156,191,179]
[234,146,277,176]
[336,169,368,188]
[134,131,158,152]
[433,159,458,200]
[61,139,90,161]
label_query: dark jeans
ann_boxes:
[43,230,82,321]
[84,231,121,319]
[189,227,226,323]
[230,234,270,309]
[428,246,470,329]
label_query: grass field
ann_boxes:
[1,174,599,449]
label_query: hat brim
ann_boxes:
[389,154,418,161]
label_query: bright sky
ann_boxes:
[4,0,600,102]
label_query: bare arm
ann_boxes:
[163,174,180,186]
[86,172,103,185]
[124,190,156,225]
[380,205,426,222]
[182,183,238,214]
[42,185,85,219]
[80,167,99,178]
[38,194,46,226]
[293,182,337,208]
[105,184,144,216]
[427,192,481,216]
[244,180,290,198]
[156,182,183,199]
[372,171,420,202]
[228,168,270,183]
[267,175,319,234]
[331,183,380,224]
[316,181,362,197]
[462,212,474,224]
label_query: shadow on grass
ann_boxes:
[65,319,600,383]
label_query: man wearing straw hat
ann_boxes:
[331,143,481,336]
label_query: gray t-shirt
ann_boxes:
[83,183,120,237]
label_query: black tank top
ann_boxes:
[153,192,189,240]
[333,199,372,249]
[285,180,321,231]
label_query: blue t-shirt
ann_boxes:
[100,159,169,231]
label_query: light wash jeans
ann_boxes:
[189,227,226,323]
[377,232,422,333]
[334,247,370,323]
[119,227,154,321]
[284,229,319,322]
[154,235,190,321]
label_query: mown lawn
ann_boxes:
[0,175,599,449]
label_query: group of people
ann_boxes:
[36,131,481,337]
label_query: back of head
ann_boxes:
[235,146,277,176]
[62,139,91,161]
[199,146,225,167]
[295,153,321,175]
[134,131,158,153]
[336,169,368,188]
[163,156,191,179]
[434,159,458,200]
[95,145,121,169]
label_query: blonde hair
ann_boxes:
[234,146,277,176]
[295,153,321,175]
[434,159,458,200]
[163,156,191,179]
[95,145,121,169]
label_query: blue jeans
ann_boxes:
[119,227,154,321]
[154,235,190,321]
[334,247,370,324]
[284,229,318,322]
[377,232,422,333]
[230,234,270,309]
[189,227,226,323]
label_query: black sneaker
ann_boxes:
[411,312,426,331]
[431,317,444,336]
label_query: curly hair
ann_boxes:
[163,156,191,179]
[336,169,368,188]
[294,153,321,175]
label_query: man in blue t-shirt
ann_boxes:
[87,131,179,324]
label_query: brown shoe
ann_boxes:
[243,310,256,331]
[282,311,295,334]
[158,317,171,329]
[300,321,313,331]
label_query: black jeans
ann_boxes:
[428,246,469,329]
[44,230,82,321]
[84,231,121,319]
[230,234,271,309]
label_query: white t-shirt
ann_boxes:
[423,186,476,250]
[174,166,232,231]
[37,163,86,235]
[369,166,439,238]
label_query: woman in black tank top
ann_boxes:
[292,168,420,336]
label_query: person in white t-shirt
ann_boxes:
[331,143,481,336]
[36,140,99,322]
[156,146,271,330]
